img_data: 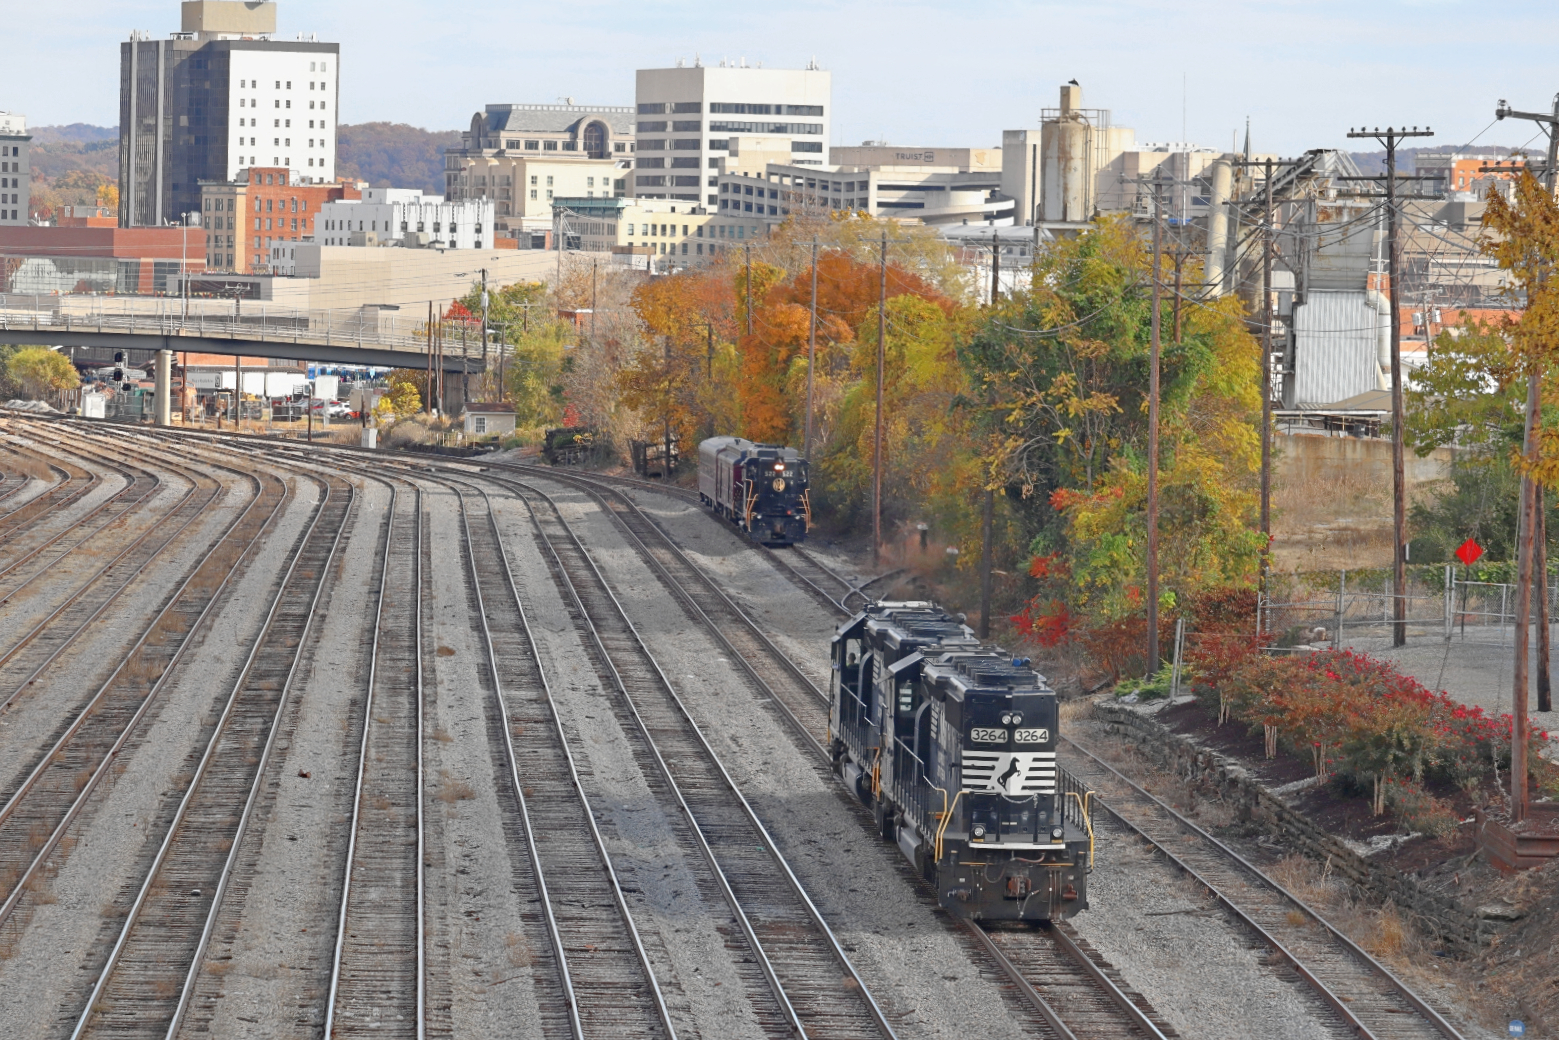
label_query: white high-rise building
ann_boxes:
[119,1,339,227]
[633,61,831,205]
[0,112,29,226]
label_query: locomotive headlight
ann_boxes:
[1051,826,1064,839]
[1011,713,1023,726]
[972,825,986,839]
[1000,713,1013,725]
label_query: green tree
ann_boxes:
[6,346,78,400]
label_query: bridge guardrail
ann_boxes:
[0,293,486,362]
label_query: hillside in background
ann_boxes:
[26,124,120,218]
[336,122,462,194]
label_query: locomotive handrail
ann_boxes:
[934,788,966,859]
[1065,790,1095,869]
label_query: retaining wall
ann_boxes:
[1092,700,1499,952]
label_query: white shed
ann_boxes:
[464,402,517,437]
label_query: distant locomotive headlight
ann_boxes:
[1011,713,1023,725]
[1000,712,1012,725]
[972,825,986,839]
[1051,826,1064,839]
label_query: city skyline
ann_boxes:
[3,0,1557,157]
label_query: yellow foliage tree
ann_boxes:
[6,346,78,400]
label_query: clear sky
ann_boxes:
[6,0,1557,156]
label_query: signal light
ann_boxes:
[111,368,124,382]
[113,351,125,363]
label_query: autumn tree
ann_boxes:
[6,346,78,400]
[966,218,1264,632]
[373,369,423,430]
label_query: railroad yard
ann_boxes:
[0,414,1490,1040]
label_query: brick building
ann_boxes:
[200,166,360,273]
[0,225,207,293]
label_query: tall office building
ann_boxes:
[119,1,339,228]
[0,112,29,225]
[633,61,830,204]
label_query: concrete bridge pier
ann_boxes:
[155,349,172,427]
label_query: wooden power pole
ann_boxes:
[874,230,887,567]
[1492,94,1559,815]
[1146,175,1163,674]
[1348,124,1433,651]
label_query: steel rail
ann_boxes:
[0,442,100,535]
[494,470,835,748]
[323,479,426,1039]
[160,476,354,1040]
[447,478,672,1040]
[512,476,901,1040]
[491,462,899,619]
[68,475,350,1040]
[0,468,216,710]
[104,440,1151,1040]
[495,469,1177,1040]
[0,443,163,591]
[492,477,808,1037]
[0,467,284,937]
[1061,733,1463,1040]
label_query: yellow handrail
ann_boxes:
[934,789,965,861]
[1066,791,1095,868]
[871,746,882,797]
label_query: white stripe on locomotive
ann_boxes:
[960,750,1058,795]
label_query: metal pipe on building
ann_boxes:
[1204,156,1233,293]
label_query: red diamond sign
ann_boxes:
[1455,538,1484,567]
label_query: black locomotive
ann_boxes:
[697,436,810,546]
[830,601,1093,922]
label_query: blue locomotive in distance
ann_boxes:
[830,601,1094,922]
[697,437,810,546]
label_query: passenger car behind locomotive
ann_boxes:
[697,436,810,546]
[830,601,1093,922]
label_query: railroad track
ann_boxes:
[0,464,285,956]
[970,922,1175,1040]
[325,481,427,1038]
[69,473,352,1039]
[489,462,905,620]
[0,456,224,712]
[513,476,899,1039]
[447,478,674,1039]
[1059,734,1464,1040]
[0,434,101,538]
[503,470,1180,1040]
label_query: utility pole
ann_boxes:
[1348,124,1433,651]
[1493,94,1559,812]
[990,231,1000,304]
[591,259,598,346]
[805,236,818,459]
[745,243,754,339]
[874,230,887,567]
[1261,157,1275,600]
[480,268,490,401]
[426,301,435,416]
[1146,174,1163,674]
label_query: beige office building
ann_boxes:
[444,103,635,239]
[633,62,831,205]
